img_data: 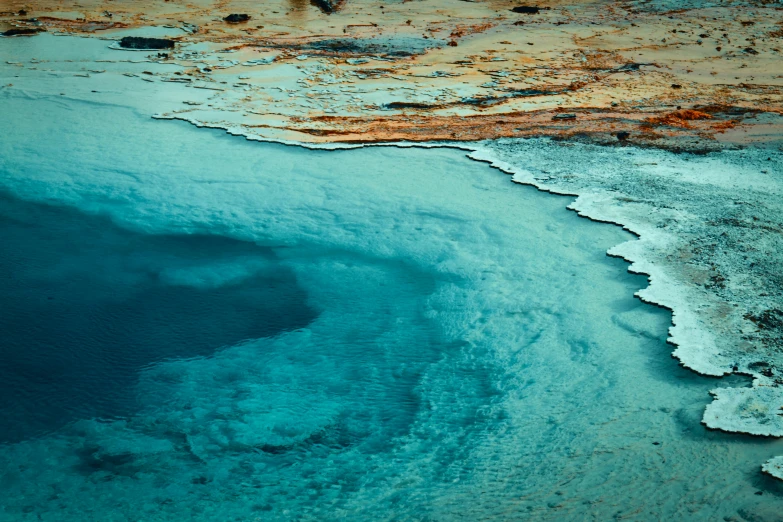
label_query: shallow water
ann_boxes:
[0,92,781,521]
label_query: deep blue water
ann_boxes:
[0,192,315,442]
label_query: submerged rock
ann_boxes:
[223,14,251,23]
[118,36,175,50]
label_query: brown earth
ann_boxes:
[1,0,782,149]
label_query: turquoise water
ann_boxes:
[0,92,781,520]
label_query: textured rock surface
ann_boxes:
[0,0,781,148]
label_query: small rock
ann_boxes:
[511,6,543,14]
[223,14,251,23]
[671,84,682,89]
[743,47,759,55]
[119,37,175,50]
[552,113,576,120]
[311,0,346,14]
[616,131,630,140]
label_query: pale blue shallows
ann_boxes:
[0,93,781,521]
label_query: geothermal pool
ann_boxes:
[0,92,781,521]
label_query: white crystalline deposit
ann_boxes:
[763,456,783,480]
[703,387,783,436]
[470,139,783,478]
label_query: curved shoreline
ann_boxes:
[154,113,783,479]
[1,27,782,481]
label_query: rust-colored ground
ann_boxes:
[2,0,782,148]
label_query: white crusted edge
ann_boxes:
[762,456,783,480]
[140,117,783,480]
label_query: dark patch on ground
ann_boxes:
[461,88,561,107]
[224,14,251,23]
[261,36,441,58]
[119,36,175,50]
[385,101,438,110]
[310,0,347,14]
[511,6,544,14]
[2,27,44,36]
[745,309,783,331]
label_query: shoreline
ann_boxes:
[151,110,783,481]
[2,13,782,480]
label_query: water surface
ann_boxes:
[0,93,781,521]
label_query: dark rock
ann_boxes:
[223,14,251,23]
[385,101,437,110]
[275,36,435,59]
[616,62,652,72]
[552,113,577,120]
[2,27,43,37]
[743,47,759,55]
[671,84,682,89]
[118,36,175,50]
[18,9,27,16]
[511,6,542,14]
[616,131,631,141]
[311,0,346,14]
